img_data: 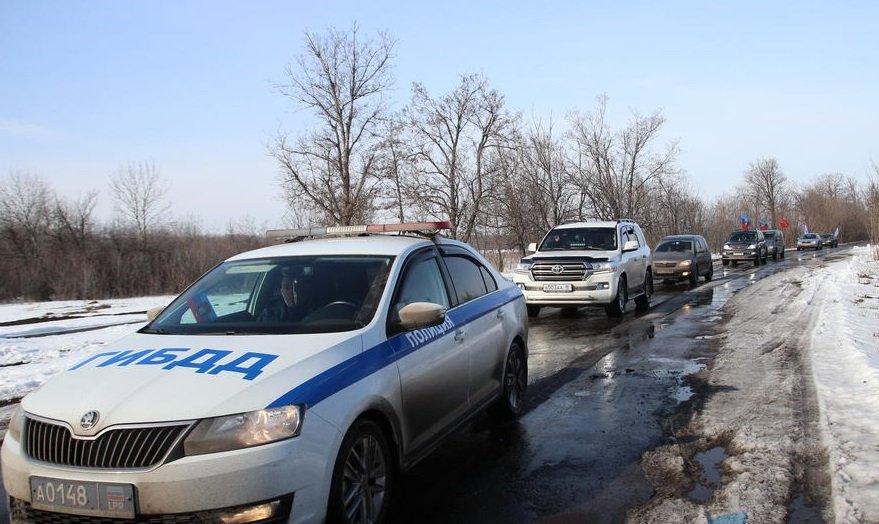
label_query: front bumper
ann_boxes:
[512,272,617,307]
[722,249,759,261]
[1,414,338,524]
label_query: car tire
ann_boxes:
[328,419,395,524]
[635,272,652,312]
[722,259,729,266]
[688,265,698,286]
[605,277,627,318]
[780,250,785,259]
[731,260,738,267]
[704,264,713,282]
[526,305,541,318]
[491,341,527,419]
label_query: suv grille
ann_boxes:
[24,418,191,469]
[531,262,588,281]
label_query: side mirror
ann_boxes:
[397,302,446,330]
[623,239,640,252]
[146,306,166,321]
[527,242,537,253]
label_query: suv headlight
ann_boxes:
[677,260,691,267]
[514,261,532,272]
[748,243,756,249]
[184,405,303,456]
[590,261,617,273]
[722,244,731,250]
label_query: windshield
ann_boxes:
[728,231,757,243]
[539,227,617,251]
[145,255,394,335]
[763,232,776,239]
[655,240,693,253]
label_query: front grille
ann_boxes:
[531,261,588,281]
[24,418,191,469]
[654,261,678,269]
[9,497,293,524]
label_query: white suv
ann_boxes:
[1,222,529,524]
[512,219,653,318]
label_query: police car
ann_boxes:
[1,221,529,524]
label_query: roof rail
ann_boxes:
[266,221,452,243]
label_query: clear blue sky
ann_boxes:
[2,1,878,231]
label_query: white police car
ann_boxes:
[1,222,529,524]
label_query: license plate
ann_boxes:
[30,476,135,518]
[655,269,673,275]
[542,283,573,293]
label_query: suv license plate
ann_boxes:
[30,476,135,518]
[543,283,573,293]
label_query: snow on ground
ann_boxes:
[1,248,877,522]
[629,245,879,524]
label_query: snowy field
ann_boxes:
[1,247,878,522]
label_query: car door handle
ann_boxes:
[496,309,505,320]
[454,329,465,343]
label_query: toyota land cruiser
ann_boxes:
[512,219,653,318]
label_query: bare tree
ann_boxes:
[0,172,53,260]
[109,162,171,242]
[568,96,679,225]
[403,74,517,240]
[52,191,98,248]
[744,158,790,228]
[271,24,396,226]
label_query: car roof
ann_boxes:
[660,234,702,241]
[552,220,628,229]
[227,234,438,261]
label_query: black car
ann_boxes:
[820,233,838,248]
[722,230,768,267]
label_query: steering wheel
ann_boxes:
[323,301,358,312]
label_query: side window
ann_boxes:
[480,266,498,293]
[443,256,489,304]
[394,256,450,311]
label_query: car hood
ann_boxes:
[725,241,757,248]
[21,331,362,437]
[653,253,692,262]
[525,250,616,262]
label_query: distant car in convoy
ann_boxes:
[820,233,838,248]
[762,229,785,260]
[721,230,768,267]
[652,234,713,285]
[0,221,529,524]
[797,233,823,251]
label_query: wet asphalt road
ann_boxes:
[390,248,844,524]
[0,247,849,523]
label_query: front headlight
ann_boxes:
[7,406,25,441]
[677,260,692,267]
[184,405,303,456]
[748,243,756,249]
[722,244,731,250]
[590,261,617,273]
[514,261,532,272]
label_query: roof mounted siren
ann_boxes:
[266,221,452,242]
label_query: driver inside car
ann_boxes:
[259,269,311,322]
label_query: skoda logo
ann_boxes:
[551,264,564,274]
[80,410,100,430]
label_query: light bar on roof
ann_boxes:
[265,221,451,239]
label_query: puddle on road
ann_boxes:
[787,494,825,523]
[688,446,728,503]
